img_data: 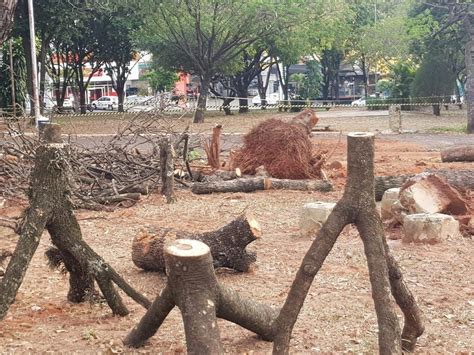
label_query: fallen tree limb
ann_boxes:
[132,214,260,272]
[191,177,332,194]
[374,169,474,201]
[441,145,474,162]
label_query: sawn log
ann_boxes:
[132,214,261,272]
[441,145,474,162]
[374,169,474,201]
[191,177,332,194]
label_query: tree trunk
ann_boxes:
[79,85,87,114]
[160,137,176,203]
[117,85,125,113]
[131,214,260,272]
[222,98,233,115]
[38,39,47,114]
[441,145,474,162]
[272,132,423,354]
[21,24,34,116]
[432,104,441,116]
[204,124,222,169]
[0,124,150,321]
[0,0,18,45]
[465,13,474,133]
[239,97,249,113]
[193,74,210,123]
[374,169,474,201]
[191,177,332,195]
[124,239,278,350]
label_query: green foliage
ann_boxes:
[390,62,416,98]
[411,49,456,98]
[0,37,27,113]
[296,60,323,99]
[143,67,179,93]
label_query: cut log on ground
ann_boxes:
[374,169,474,201]
[191,177,332,195]
[441,145,474,162]
[124,239,279,350]
[0,124,150,321]
[132,214,260,272]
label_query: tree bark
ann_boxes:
[160,137,176,203]
[204,125,222,169]
[441,145,474,162]
[131,214,260,272]
[124,239,278,351]
[191,177,332,195]
[193,74,210,123]
[0,0,18,45]
[374,169,474,201]
[0,124,150,321]
[432,104,441,116]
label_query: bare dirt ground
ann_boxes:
[1,110,473,353]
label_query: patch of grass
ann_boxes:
[427,125,468,134]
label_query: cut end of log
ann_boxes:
[165,239,210,258]
[235,168,242,178]
[347,132,374,138]
[42,123,63,143]
[247,215,262,239]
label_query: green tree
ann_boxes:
[411,49,456,116]
[138,0,287,123]
[144,67,178,94]
[0,37,27,113]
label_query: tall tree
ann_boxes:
[101,3,143,112]
[138,0,286,123]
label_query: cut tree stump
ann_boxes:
[441,145,474,162]
[204,124,222,169]
[374,169,474,201]
[132,214,260,272]
[272,133,424,354]
[191,177,332,194]
[124,239,278,350]
[0,124,150,321]
[160,137,176,204]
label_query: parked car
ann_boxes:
[91,96,118,111]
[252,92,280,106]
[351,97,366,106]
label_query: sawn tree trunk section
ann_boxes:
[132,214,260,272]
[441,145,474,162]
[374,169,474,201]
[191,177,332,194]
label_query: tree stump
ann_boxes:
[0,124,150,321]
[272,132,424,354]
[132,214,260,272]
[160,137,176,203]
[124,239,278,350]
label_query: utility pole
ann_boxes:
[27,0,40,126]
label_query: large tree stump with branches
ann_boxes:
[131,214,260,272]
[0,124,150,321]
[124,239,278,350]
[272,132,424,354]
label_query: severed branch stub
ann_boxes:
[0,124,150,321]
[160,137,177,204]
[124,239,278,350]
[272,132,424,354]
[131,214,261,272]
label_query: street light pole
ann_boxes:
[27,0,40,125]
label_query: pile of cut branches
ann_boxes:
[0,112,191,209]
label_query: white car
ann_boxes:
[252,93,280,106]
[351,97,366,106]
[91,96,118,110]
